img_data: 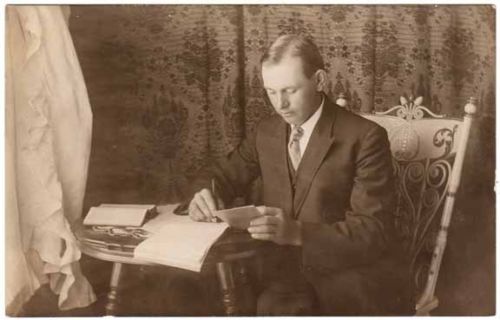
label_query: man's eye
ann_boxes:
[267,90,276,95]
[286,88,297,94]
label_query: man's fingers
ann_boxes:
[189,202,207,222]
[194,191,215,220]
[248,224,277,234]
[256,206,282,217]
[250,233,274,241]
[264,207,282,216]
[250,215,279,226]
[199,189,218,212]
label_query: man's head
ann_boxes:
[261,34,327,126]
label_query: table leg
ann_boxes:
[105,262,123,315]
[216,261,237,316]
[236,261,256,315]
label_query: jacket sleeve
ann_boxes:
[189,128,261,206]
[301,125,396,273]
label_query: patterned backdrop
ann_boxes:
[68,5,495,207]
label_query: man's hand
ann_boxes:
[188,188,225,222]
[247,206,302,246]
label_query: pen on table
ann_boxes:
[211,178,218,222]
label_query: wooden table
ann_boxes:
[76,225,262,316]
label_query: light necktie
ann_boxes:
[289,126,304,170]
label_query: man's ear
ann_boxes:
[315,69,328,92]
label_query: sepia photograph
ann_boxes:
[5,3,495,316]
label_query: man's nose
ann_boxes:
[277,94,290,109]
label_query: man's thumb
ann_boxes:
[256,205,267,215]
[256,206,281,216]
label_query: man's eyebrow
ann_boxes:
[264,86,296,91]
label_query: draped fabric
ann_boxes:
[70,5,494,207]
[6,6,96,314]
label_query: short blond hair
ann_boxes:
[261,34,325,78]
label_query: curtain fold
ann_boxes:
[6,5,96,314]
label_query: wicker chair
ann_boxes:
[336,95,476,315]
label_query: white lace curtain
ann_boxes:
[6,6,96,314]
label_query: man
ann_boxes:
[188,34,411,315]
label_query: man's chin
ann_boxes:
[280,114,299,125]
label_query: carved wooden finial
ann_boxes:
[336,93,347,107]
[465,97,477,115]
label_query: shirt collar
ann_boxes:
[291,95,324,134]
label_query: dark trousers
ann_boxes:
[256,246,413,316]
[311,259,414,316]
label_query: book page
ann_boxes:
[142,204,187,233]
[100,204,155,210]
[134,213,228,272]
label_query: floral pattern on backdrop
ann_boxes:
[68,5,494,206]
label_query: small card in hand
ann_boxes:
[214,205,262,230]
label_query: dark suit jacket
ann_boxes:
[195,97,409,313]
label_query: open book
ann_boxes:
[134,204,262,272]
[134,205,228,272]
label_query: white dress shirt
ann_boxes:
[290,96,324,158]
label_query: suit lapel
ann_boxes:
[274,120,294,216]
[293,100,337,218]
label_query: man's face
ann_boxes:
[262,56,321,126]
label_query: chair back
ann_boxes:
[337,95,476,315]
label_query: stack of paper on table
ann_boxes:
[83,204,157,227]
